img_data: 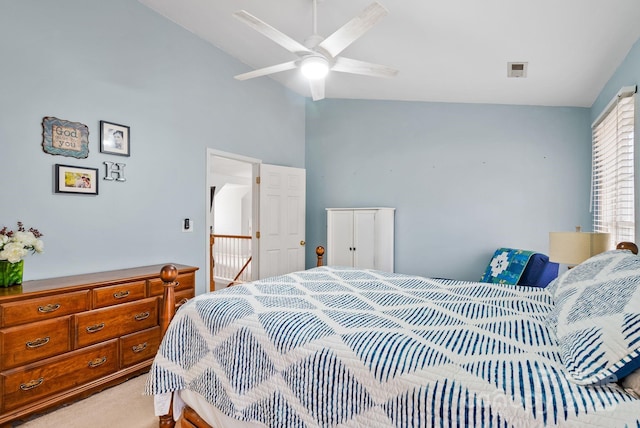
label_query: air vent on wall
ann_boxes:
[507,62,528,78]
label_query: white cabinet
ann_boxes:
[326,208,395,272]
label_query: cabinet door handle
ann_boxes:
[132,342,148,353]
[134,311,150,321]
[20,378,44,391]
[86,322,105,333]
[113,290,130,299]
[38,303,60,313]
[26,336,50,349]
[88,356,107,368]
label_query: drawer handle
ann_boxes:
[26,336,50,349]
[178,298,189,306]
[86,322,105,333]
[38,303,60,313]
[113,290,130,299]
[88,356,107,368]
[20,378,44,391]
[132,342,148,353]
[134,311,150,321]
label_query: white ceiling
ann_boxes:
[138,0,640,107]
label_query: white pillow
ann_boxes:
[549,249,640,385]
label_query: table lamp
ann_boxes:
[548,227,611,267]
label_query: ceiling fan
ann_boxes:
[233,0,398,101]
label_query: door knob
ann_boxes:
[300,240,306,246]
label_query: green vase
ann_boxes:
[0,260,24,287]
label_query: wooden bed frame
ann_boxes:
[155,242,637,428]
[156,246,326,428]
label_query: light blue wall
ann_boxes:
[3,0,637,288]
[591,38,640,122]
[305,100,592,280]
[0,0,306,293]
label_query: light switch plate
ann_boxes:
[182,218,193,233]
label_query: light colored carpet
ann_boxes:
[16,373,157,428]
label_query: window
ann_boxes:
[591,86,636,245]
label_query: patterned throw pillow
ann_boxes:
[480,248,535,284]
[549,249,640,385]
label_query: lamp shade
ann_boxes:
[548,231,611,265]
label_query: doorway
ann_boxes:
[206,149,259,291]
[206,148,307,292]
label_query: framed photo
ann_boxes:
[42,117,89,158]
[100,121,130,156]
[54,164,99,195]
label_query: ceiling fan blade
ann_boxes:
[234,61,298,80]
[332,57,398,78]
[309,78,325,101]
[233,10,312,56]
[317,2,388,58]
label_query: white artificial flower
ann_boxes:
[0,243,28,263]
[0,223,44,263]
[33,239,44,253]
[14,231,37,247]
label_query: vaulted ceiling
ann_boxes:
[139,0,640,106]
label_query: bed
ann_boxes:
[146,245,640,427]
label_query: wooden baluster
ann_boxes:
[210,233,215,292]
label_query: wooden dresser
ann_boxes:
[0,263,198,426]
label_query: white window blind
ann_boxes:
[591,87,636,245]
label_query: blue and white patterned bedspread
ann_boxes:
[146,267,640,427]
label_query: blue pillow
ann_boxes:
[518,252,547,285]
[549,249,640,385]
[519,253,558,287]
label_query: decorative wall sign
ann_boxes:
[103,161,126,182]
[100,121,130,156]
[42,117,89,158]
[54,164,99,195]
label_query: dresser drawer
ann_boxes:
[175,289,195,307]
[92,280,147,309]
[74,297,158,348]
[148,272,195,296]
[120,326,161,368]
[0,317,71,370]
[0,291,90,327]
[1,340,118,412]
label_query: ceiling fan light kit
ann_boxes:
[300,56,329,80]
[233,1,398,101]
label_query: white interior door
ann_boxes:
[254,163,306,279]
